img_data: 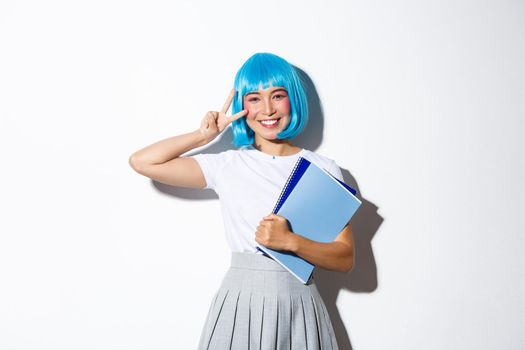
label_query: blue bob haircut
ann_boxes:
[230,53,309,148]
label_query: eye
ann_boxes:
[247,97,260,102]
[273,93,287,100]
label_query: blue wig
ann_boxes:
[230,53,309,148]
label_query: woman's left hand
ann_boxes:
[255,214,296,251]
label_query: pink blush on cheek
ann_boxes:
[245,105,258,119]
[282,100,291,115]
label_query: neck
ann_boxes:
[252,135,301,156]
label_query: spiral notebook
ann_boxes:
[256,157,362,284]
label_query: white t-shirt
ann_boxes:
[190,145,344,254]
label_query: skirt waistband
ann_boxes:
[230,251,287,272]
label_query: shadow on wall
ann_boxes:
[152,67,383,350]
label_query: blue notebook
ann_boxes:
[256,157,362,284]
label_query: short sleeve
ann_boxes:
[190,152,229,191]
[327,160,344,182]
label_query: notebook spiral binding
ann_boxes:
[272,157,305,214]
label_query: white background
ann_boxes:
[1,0,524,349]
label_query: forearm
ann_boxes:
[129,129,206,166]
[287,233,354,273]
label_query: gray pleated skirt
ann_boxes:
[198,252,339,350]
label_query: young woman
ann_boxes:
[129,52,354,349]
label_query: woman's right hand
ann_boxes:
[199,89,248,144]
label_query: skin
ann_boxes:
[204,87,355,273]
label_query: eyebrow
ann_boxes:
[245,88,288,96]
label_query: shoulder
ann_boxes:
[189,149,239,174]
[302,149,338,168]
[302,149,343,181]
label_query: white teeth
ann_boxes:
[260,119,279,125]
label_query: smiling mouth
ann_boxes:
[258,118,281,128]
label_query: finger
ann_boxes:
[220,89,236,115]
[272,214,286,221]
[229,109,248,122]
[204,111,216,124]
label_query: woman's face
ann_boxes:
[243,84,291,140]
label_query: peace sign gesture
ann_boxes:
[199,89,248,144]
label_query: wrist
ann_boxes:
[193,129,208,147]
[287,231,300,253]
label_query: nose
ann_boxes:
[263,98,276,116]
